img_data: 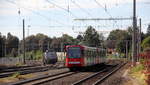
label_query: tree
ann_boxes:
[83,26,103,47]
[36,33,52,52]
[76,34,84,45]
[22,35,37,52]
[142,36,150,49]
[107,28,132,53]
[61,34,75,45]
[21,33,52,52]
[147,24,150,36]
[50,37,61,52]
[0,33,6,57]
[6,33,19,57]
[107,29,126,49]
[50,34,76,52]
[76,35,83,42]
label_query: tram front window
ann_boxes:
[68,47,81,58]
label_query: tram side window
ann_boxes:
[91,51,93,57]
[100,50,102,57]
[98,51,100,57]
[102,50,105,57]
[92,50,95,57]
[93,51,96,57]
[96,51,99,57]
[89,51,91,57]
[88,51,90,57]
[93,51,95,57]
[96,50,98,57]
[88,50,90,57]
[92,51,94,57]
[95,51,97,57]
[86,50,89,57]
[103,50,105,57]
[85,50,88,57]
[104,50,106,56]
[99,51,101,57]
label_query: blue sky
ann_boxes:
[0,0,150,39]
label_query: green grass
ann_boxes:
[15,63,23,66]
[34,50,43,60]
[11,72,20,78]
[129,63,147,85]
[130,64,144,73]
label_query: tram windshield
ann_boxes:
[67,47,81,58]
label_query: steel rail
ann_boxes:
[0,65,35,71]
[0,61,64,73]
[0,66,65,78]
[0,65,52,73]
[31,72,77,85]
[10,71,76,85]
[72,65,117,85]
[93,62,127,85]
[72,62,126,85]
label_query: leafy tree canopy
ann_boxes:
[107,28,132,53]
[83,26,103,47]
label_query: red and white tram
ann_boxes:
[65,45,106,70]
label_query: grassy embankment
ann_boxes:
[129,61,148,85]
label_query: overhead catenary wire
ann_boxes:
[6,0,67,26]
[94,0,112,17]
[46,0,78,19]
[70,0,93,18]
[94,0,121,28]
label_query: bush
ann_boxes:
[142,36,150,49]
[35,50,43,60]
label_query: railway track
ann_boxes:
[0,65,36,72]
[72,62,126,85]
[10,71,77,85]
[0,64,65,78]
[0,61,64,73]
[6,62,126,85]
[0,65,50,73]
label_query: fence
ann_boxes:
[0,43,66,66]
[0,57,23,66]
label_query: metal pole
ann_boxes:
[138,18,141,61]
[126,41,128,60]
[1,43,3,57]
[4,42,6,57]
[139,18,141,54]
[132,0,137,65]
[23,19,26,64]
[47,42,50,50]
[61,43,63,52]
